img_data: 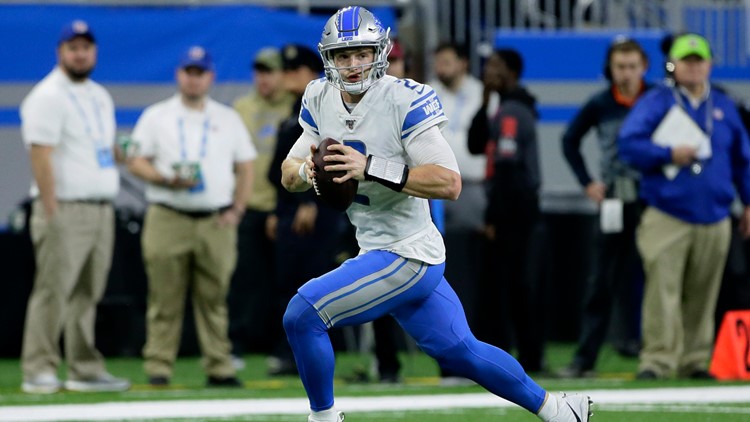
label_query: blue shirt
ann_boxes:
[618,84,750,224]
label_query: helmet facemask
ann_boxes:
[318,6,392,95]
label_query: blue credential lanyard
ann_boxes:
[177,116,209,194]
[177,117,210,161]
[67,89,106,146]
[68,88,113,168]
[671,86,714,138]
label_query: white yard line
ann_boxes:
[0,386,749,421]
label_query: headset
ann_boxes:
[660,32,713,83]
[602,35,648,82]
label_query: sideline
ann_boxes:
[1,386,749,421]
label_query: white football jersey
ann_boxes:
[289,75,449,264]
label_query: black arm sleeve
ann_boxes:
[561,100,598,188]
[468,105,491,154]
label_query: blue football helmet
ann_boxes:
[318,6,392,95]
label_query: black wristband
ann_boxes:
[364,155,409,192]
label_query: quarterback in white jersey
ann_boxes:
[286,74,457,264]
[279,6,593,422]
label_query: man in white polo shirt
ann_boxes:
[128,46,255,387]
[19,20,130,394]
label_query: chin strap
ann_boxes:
[364,155,409,192]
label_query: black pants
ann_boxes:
[572,200,644,370]
[227,210,276,354]
[476,191,546,372]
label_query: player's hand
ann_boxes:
[217,207,242,228]
[163,176,198,190]
[739,206,750,239]
[323,143,367,183]
[292,203,318,235]
[301,146,316,184]
[585,181,606,204]
[483,224,496,241]
[671,146,698,166]
[42,199,58,220]
[265,213,278,241]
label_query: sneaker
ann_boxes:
[378,371,402,384]
[549,392,593,422]
[636,369,659,380]
[687,369,715,380]
[148,376,170,386]
[308,411,345,422]
[206,375,242,387]
[64,373,131,392]
[557,363,596,379]
[231,354,246,371]
[439,376,475,387]
[21,373,62,394]
[267,356,298,376]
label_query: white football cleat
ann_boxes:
[308,411,344,422]
[549,392,593,421]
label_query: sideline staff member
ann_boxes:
[19,20,130,394]
[128,46,255,387]
[618,33,750,380]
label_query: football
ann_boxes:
[311,138,359,211]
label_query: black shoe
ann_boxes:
[148,376,169,386]
[557,363,595,379]
[379,372,401,384]
[267,357,298,376]
[688,369,715,380]
[206,376,242,387]
[615,340,641,358]
[636,369,659,380]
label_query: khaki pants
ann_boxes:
[636,207,730,377]
[22,200,114,380]
[141,205,237,378]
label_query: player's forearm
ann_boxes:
[401,165,461,200]
[29,144,57,215]
[281,157,312,192]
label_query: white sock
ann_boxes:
[537,392,560,421]
[310,408,339,421]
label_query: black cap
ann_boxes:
[281,44,324,73]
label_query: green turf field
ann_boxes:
[0,343,748,421]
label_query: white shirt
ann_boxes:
[288,76,458,265]
[131,95,256,210]
[20,67,119,200]
[430,75,486,182]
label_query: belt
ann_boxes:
[155,203,232,219]
[59,199,112,206]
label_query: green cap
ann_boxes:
[669,34,711,60]
[253,47,283,71]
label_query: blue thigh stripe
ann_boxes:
[315,257,408,311]
[313,257,428,328]
[326,262,427,327]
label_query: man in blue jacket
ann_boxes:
[618,33,750,380]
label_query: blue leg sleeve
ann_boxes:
[393,278,547,413]
[283,294,335,411]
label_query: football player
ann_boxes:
[279,6,594,422]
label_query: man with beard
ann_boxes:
[19,20,130,394]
